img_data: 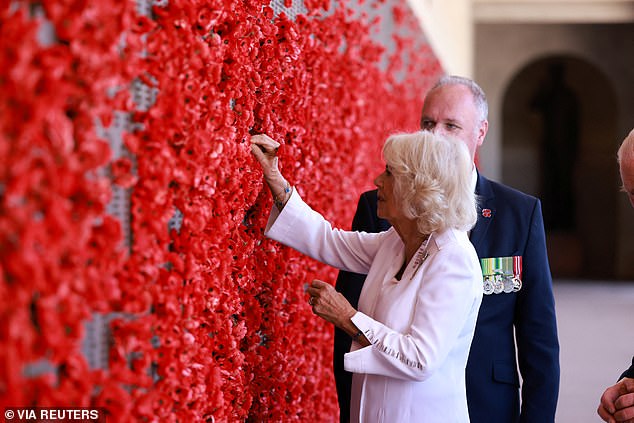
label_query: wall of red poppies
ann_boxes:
[0,0,442,420]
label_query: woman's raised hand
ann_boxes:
[250,134,291,209]
[250,134,282,181]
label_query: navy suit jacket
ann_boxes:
[621,358,634,380]
[334,173,560,423]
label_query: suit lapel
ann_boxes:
[470,173,495,250]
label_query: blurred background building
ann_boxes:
[410,0,634,279]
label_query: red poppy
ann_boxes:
[1,0,441,419]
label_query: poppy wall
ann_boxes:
[0,0,442,420]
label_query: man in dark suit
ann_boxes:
[334,76,560,423]
[597,129,634,423]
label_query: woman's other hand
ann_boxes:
[307,280,357,328]
[308,280,369,346]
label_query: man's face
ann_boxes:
[620,156,634,208]
[419,84,487,162]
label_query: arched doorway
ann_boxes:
[501,55,619,279]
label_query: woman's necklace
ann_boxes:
[409,233,434,280]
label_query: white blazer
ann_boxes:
[265,190,483,423]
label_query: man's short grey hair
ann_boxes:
[432,75,489,124]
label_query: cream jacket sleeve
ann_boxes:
[264,189,386,274]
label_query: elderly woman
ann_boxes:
[251,131,483,422]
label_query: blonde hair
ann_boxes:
[382,131,477,235]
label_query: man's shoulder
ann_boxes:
[352,189,389,233]
[360,189,378,201]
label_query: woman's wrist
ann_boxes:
[349,327,369,346]
[271,180,291,210]
[351,329,364,343]
[338,312,366,345]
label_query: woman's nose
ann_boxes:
[374,174,382,187]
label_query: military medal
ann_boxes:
[480,256,523,295]
[483,276,494,295]
[504,276,514,294]
[512,256,522,292]
[493,274,504,294]
[481,259,493,294]
[503,275,514,293]
[512,276,522,292]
